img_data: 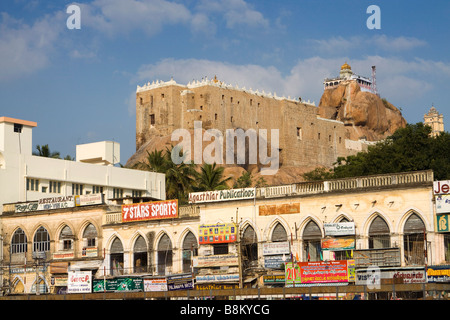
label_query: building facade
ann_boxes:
[3,169,448,295]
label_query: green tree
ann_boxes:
[303,123,450,181]
[196,163,231,191]
[233,170,268,188]
[33,144,61,159]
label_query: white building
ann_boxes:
[0,116,166,213]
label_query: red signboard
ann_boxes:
[297,260,349,284]
[122,200,178,222]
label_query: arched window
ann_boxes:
[242,225,258,268]
[133,236,148,274]
[157,234,172,275]
[110,237,124,276]
[83,223,98,248]
[33,226,50,253]
[11,228,27,254]
[271,223,288,242]
[369,216,390,249]
[59,225,74,251]
[403,213,426,265]
[182,231,198,273]
[302,220,322,262]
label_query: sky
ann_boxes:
[1,0,449,164]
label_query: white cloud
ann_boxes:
[133,55,450,110]
[0,12,63,81]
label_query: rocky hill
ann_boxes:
[318,81,406,141]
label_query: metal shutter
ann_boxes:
[271,223,287,242]
[182,232,198,250]
[111,237,123,253]
[302,221,321,240]
[369,216,390,235]
[158,234,172,251]
[404,213,425,234]
[134,236,147,253]
[242,226,257,244]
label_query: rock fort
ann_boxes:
[127,63,406,185]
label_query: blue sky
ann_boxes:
[1,0,449,163]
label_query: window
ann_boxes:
[215,113,218,120]
[231,116,233,123]
[132,190,142,197]
[303,220,322,262]
[369,216,390,249]
[403,213,426,265]
[11,228,27,254]
[296,127,302,140]
[113,188,123,198]
[157,234,172,275]
[139,97,143,105]
[182,232,198,273]
[27,178,39,191]
[60,225,74,251]
[242,226,258,268]
[110,237,124,276]
[318,133,321,140]
[161,93,165,99]
[150,114,155,125]
[33,226,50,253]
[72,183,83,195]
[213,243,228,255]
[49,181,61,193]
[271,223,287,242]
[133,236,148,273]
[93,185,103,194]
[14,123,23,133]
[83,223,97,248]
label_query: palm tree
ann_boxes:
[135,146,197,204]
[33,144,61,159]
[196,163,231,191]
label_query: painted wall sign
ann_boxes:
[188,188,255,204]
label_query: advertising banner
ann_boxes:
[167,274,194,291]
[188,188,255,204]
[199,223,237,244]
[122,199,178,222]
[262,241,290,255]
[264,255,287,269]
[321,237,355,251]
[38,196,75,211]
[427,265,450,283]
[437,214,450,232]
[356,268,427,285]
[93,278,143,292]
[434,180,450,195]
[195,274,240,283]
[144,278,168,292]
[436,194,450,214]
[193,254,239,268]
[285,260,354,286]
[67,271,92,294]
[75,194,103,206]
[324,222,355,236]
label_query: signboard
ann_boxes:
[67,271,92,294]
[75,194,103,206]
[434,180,450,195]
[437,214,450,233]
[122,199,178,222]
[198,223,237,244]
[321,237,355,251]
[93,278,143,292]
[263,275,285,284]
[356,268,427,285]
[264,255,287,269]
[262,241,290,255]
[38,196,75,211]
[196,274,240,283]
[427,265,450,283]
[167,274,194,291]
[196,283,244,290]
[324,222,355,236]
[353,248,401,267]
[144,278,168,292]
[188,188,255,204]
[193,254,239,268]
[436,194,450,214]
[285,260,354,286]
[15,196,75,213]
[53,252,74,260]
[259,203,300,216]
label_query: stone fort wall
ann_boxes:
[135,78,368,169]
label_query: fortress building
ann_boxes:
[132,65,404,180]
[323,63,375,94]
[424,105,444,137]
